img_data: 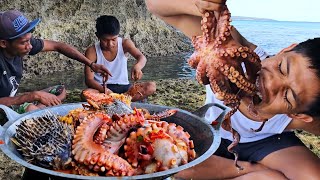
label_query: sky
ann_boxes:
[227,0,320,22]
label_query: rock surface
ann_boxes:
[0,0,192,78]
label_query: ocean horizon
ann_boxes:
[232,19,320,55]
[232,16,320,23]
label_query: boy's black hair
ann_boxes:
[292,38,320,118]
[95,15,120,38]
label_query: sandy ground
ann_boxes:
[0,78,319,179]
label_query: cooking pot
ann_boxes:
[0,102,230,179]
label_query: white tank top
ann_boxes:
[94,37,129,85]
[204,46,292,143]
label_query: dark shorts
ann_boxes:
[107,84,131,94]
[214,132,305,162]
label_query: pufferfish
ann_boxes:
[11,112,73,170]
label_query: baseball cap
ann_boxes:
[0,10,40,40]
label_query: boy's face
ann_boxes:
[99,34,118,51]
[253,50,320,118]
[2,33,33,57]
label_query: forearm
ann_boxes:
[55,43,91,66]
[231,26,257,50]
[146,0,200,17]
[175,155,268,179]
[145,0,224,38]
[135,55,147,69]
[0,92,38,106]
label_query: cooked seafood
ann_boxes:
[12,113,73,170]
[12,90,195,177]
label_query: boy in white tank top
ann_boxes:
[83,15,156,101]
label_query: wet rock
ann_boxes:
[0,0,192,79]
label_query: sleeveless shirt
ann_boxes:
[204,46,292,143]
[94,37,129,85]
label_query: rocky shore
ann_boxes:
[0,1,319,179]
[0,78,319,180]
[0,0,192,79]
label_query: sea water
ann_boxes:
[233,20,320,55]
[19,20,320,92]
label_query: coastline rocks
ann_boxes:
[0,0,192,79]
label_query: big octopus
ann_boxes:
[67,90,194,176]
[12,87,196,177]
[188,6,263,169]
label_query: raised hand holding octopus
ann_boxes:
[189,0,262,169]
[189,0,262,129]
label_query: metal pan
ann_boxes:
[0,102,230,180]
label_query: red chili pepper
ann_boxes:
[211,121,219,126]
[0,140,4,145]
[149,130,168,140]
[146,144,154,154]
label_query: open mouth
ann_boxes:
[252,74,263,105]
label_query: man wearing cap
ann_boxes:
[0,10,112,113]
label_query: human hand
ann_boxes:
[194,0,227,14]
[188,6,261,104]
[33,91,62,106]
[90,62,112,79]
[131,65,143,81]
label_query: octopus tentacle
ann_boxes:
[188,50,201,68]
[201,11,216,43]
[251,119,269,132]
[196,54,210,84]
[144,109,178,121]
[227,129,243,170]
[219,63,256,95]
[94,123,110,144]
[124,121,195,174]
[187,6,264,170]
[105,108,146,141]
[72,112,135,176]
[214,10,232,47]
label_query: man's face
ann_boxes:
[4,33,33,57]
[253,51,320,118]
[99,34,118,51]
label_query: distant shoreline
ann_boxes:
[232,16,320,23]
[232,16,276,21]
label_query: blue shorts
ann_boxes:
[107,84,132,94]
[214,132,305,162]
